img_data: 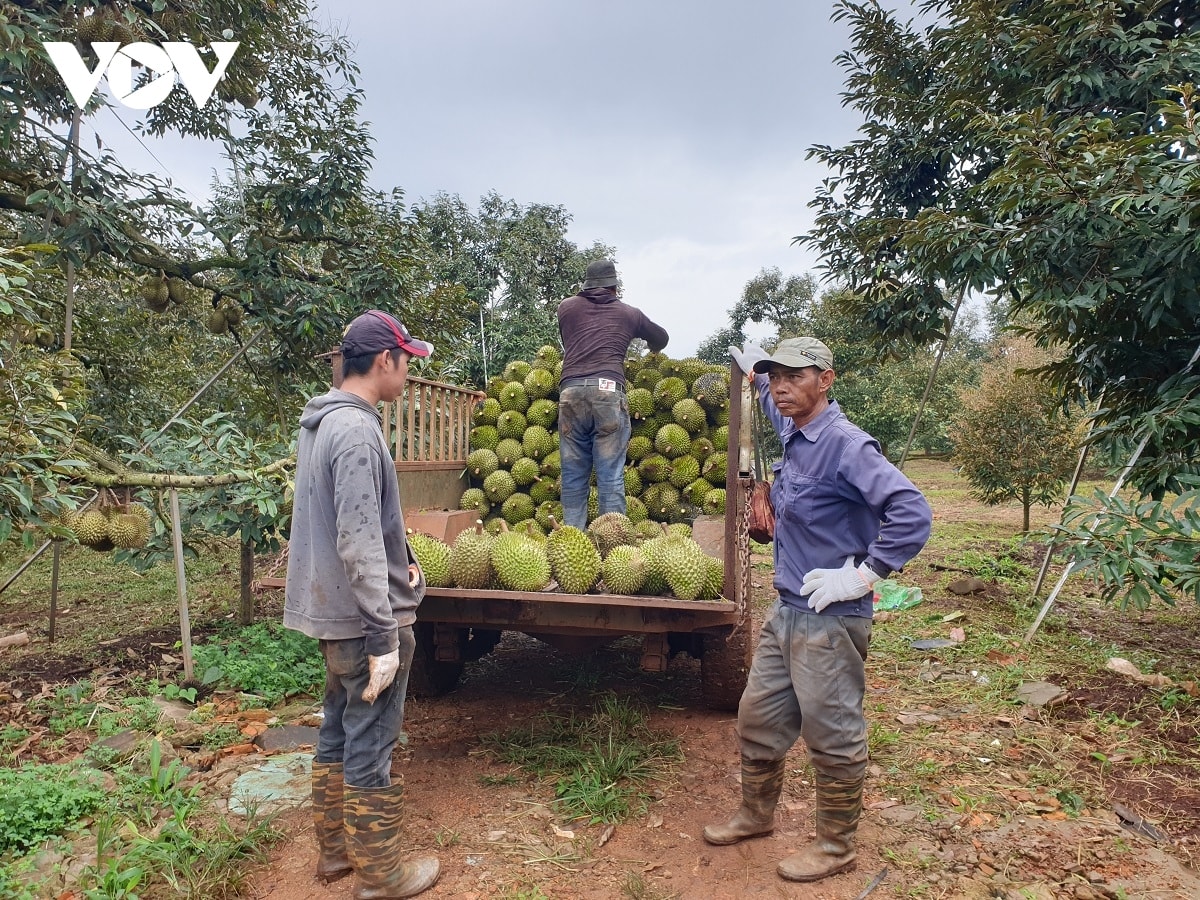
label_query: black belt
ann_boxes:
[559,377,625,393]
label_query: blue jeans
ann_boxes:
[558,383,631,529]
[315,628,415,789]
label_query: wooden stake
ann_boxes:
[169,488,194,681]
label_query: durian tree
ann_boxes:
[798,0,1200,603]
[0,0,433,547]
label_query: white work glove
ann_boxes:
[728,343,768,375]
[361,649,400,704]
[800,556,879,612]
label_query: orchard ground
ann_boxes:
[1,459,1198,899]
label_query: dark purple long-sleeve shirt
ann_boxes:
[755,374,932,618]
[557,290,669,388]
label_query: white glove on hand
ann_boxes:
[799,556,879,612]
[728,343,769,375]
[361,648,400,704]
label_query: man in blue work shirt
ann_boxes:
[704,337,932,884]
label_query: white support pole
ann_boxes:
[169,488,194,681]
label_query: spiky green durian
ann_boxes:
[601,544,647,595]
[408,531,453,587]
[526,399,559,429]
[496,410,527,440]
[482,469,517,504]
[546,521,602,593]
[472,397,502,426]
[491,530,551,591]
[587,512,635,558]
[467,448,500,480]
[450,523,494,589]
[671,399,707,434]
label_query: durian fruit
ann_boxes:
[205,306,229,335]
[499,382,529,413]
[534,344,561,368]
[467,448,500,480]
[75,509,111,548]
[76,10,112,42]
[528,477,559,505]
[470,425,499,450]
[493,438,524,468]
[627,388,655,420]
[321,247,339,270]
[495,410,527,441]
[587,512,634,558]
[482,470,517,504]
[697,554,725,601]
[669,455,701,489]
[521,425,555,461]
[523,368,555,400]
[703,488,727,516]
[109,512,150,549]
[653,376,688,411]
[223,302,244,328]
[166,277,189,305]
[408,531,452,587]
[692,372,730,412]
[638,532,671,595]
[654,424,692,459]
[491,528,552,592]
[625,496,648,524]
[671,398,707,434]
[601,544,646,595]
[473,397,501,427]
[449,523,494,589]
[459,487,490,517]
[500,492,534,525]
[509,457,540,488]
[502,360,532,383]
[546,520,601,594]
[660,534,709,601]
[525,398,558,430]
[140,274,170,313]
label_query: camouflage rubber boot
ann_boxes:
[702,755,786,845]
[312,761,352,883]
[777,771,863,882]
[344,781,440,900]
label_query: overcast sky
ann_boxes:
[94,1,897,355]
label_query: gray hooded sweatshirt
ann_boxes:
[284,389,424,657]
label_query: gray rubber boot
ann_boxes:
[702,755,786,845]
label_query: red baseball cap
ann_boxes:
[341,310,433,359]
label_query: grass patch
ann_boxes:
[480,693,682,824]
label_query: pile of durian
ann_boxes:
[461,346,730,539]
[58,495,153,552]
[410,513,724,601]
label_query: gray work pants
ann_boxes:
[736,600,872,780]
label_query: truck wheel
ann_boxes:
[700,615,757,711]
[407,623,465,698]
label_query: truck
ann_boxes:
[330,357,761,711]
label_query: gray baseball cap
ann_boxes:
[752,337,834,373]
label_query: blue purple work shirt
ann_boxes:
[755,374,933,618]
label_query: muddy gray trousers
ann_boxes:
[737,600,872,780]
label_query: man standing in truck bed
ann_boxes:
[556,258,669,529]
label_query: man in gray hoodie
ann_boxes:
[284,310,440,899]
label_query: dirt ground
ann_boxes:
[244,622,1200,900]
